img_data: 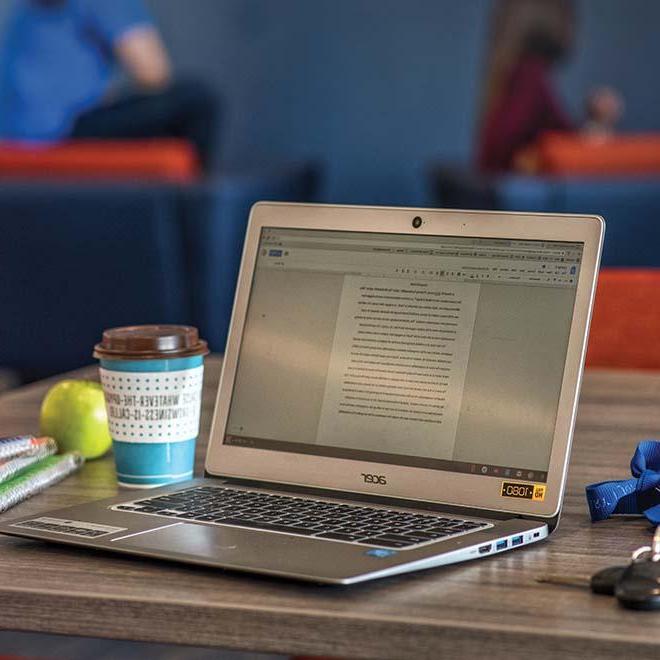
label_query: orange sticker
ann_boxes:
[501,482,546,502]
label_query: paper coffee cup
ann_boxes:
[94,325,208,488]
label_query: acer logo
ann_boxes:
[361,473,387,485]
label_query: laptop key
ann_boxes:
[215,518,316,536]
[360,538,410,548]
[381,527,413,535]
[372,533,424,544]
[403,531,440,540]
[420,531,450,538]
[314,532,366,542]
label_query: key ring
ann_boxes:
[630,526,660,562]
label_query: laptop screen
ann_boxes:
[223,227,584,484]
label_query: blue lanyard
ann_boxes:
[586,440,660,525]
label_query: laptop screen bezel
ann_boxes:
[205,203,604,519]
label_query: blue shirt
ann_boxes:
[0,0,153,141]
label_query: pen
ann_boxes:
[0,453,84,513]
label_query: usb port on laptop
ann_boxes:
[496,539,508,551]
[511,535,523,546]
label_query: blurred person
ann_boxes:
[477,0,623,173]
[584,86,625,140]
[0,0,218,170]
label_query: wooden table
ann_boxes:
[1,356,660,659]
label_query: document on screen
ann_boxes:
[315,276,480,458]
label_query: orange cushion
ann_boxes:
[0,139,200,182]
[537,132,660,176]
[586,269,660,370]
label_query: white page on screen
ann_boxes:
[315,276,480,458]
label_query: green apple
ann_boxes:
[40,379,112,460]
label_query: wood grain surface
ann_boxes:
[1,356,660,659]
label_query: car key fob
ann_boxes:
[615,560,660,610]
[590,565,627,595]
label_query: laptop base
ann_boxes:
[0,477,548,584]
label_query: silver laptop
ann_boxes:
[0,203,603,584]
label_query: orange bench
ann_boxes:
[536,133,660,176]
[586,269,660,370]
[0,139,200,182]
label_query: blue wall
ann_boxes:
[149,0,490,204]
[559,0,660,133]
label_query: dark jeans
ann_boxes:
[71,80,219,171]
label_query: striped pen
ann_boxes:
[0,435,57,461]
[0,437,58,484]
[0,453,84,513]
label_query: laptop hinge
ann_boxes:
[518,512,560,533]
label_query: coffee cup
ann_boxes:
[94,325,208,488]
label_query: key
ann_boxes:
[213,517,316,536]
[615,526,660,610]
[361,538,410,548]
[539,527,660,601]
[616,561,660,610]
[314,532,365,542]
[536,565,626,595]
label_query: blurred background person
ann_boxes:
[477,0,623,174]
[0,0,218,171]
[584,86,625,140]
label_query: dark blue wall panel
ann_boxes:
[148,0,489,205]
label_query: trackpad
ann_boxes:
[115,521,366,577]
[117,522,247,558]
[117,521,329,565]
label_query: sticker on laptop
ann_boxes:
[500,482,546,502]
[365,548,398,558]
[11,517,126,538]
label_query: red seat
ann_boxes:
[586,268,660,369]
[537,132,660,176]
[0,139,200,182]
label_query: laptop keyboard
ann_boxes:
[113,485,491,549]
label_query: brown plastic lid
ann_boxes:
[93,325,209,360]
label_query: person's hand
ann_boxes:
[586,87,624,128]
[115,26,172,90]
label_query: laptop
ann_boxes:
[0,203,604,584]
